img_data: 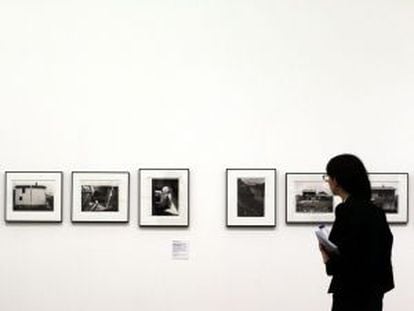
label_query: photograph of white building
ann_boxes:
[13,182,54,211]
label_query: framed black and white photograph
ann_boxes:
[139,169,189,227]
[71,171,130,223]
[226,169,276,227]
[369,173,408,224]
[5,171,63,222]
[286,173,341,224]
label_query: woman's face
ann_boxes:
[325,175,339,195]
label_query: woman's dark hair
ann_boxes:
[326,154,372,201]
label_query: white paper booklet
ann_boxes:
[315,225,339,254]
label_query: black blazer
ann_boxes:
[326,196,394,295]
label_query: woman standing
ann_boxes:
[319,154,394,311]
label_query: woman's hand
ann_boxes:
[319,243,330,264]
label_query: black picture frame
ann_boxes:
[139,168,190,227]
[368,172,409,224]
[5,171,63,223]
[71,171,130,223]
[285,172,340,224]
[226,168,277,227]
[286,172,410,225]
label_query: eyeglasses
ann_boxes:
[322,174,330,182]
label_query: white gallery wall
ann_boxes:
[0,1,413,310]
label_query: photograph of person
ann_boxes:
[151,179,179,216]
